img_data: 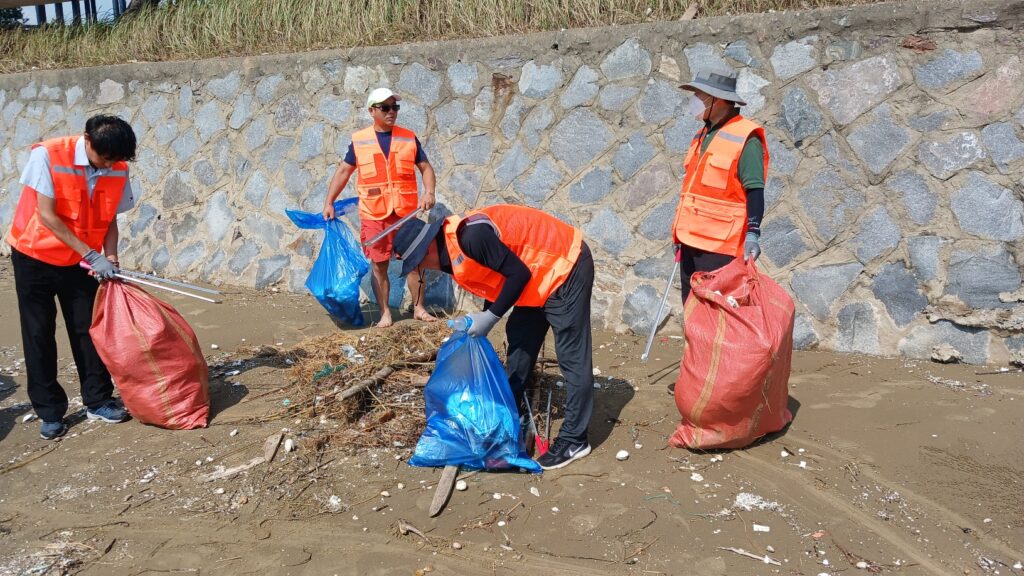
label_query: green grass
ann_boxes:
[0,0,883,74]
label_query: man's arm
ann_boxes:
[417,160,436,211]
[323,162,356,220]
[36,193,92,257]
[103,219,119,264]
[458,223,530,318]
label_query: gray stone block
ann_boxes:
[898,320,990,364]
[569,167,613,205]
[551,109,614,172]
[141,94,169,126]
[637,80,683,125]
[583,208,631,256]
[790,262,863,320]
[195,101,225,143]
[260,136,294,173]
[174,241,205,273]
[245,214,283,250]
[779,88,824,145]
[737,69,770,114]
[162,171,195,209]
[980,122,1024,174]
[952,172,1024,241]
[638,200,677,241]
[500,96,527,140]
[765,177,786,207]
[434,100,471,140]
[275,95,306,131]
[945,245,1022,308]
[598,85,640,112]
[96,79,125,105]
[136,148,167,185]
[282,162,312,199]
[397,63,442,105]
[343,65,374,95]
[448,168,482,205]
[1006,335,1024,352]
[825,39,863,62]
[725,40,759,67]
[819,132,860,175]
[634,250,674,280]
[65,85,83,107]
[806,55,903,125]
[621,284,662,335]
[398,102,428,135]
[473,87,494,122]
[297,123,326,162]
[244,116,270,151]
[207,71,241,101]
[321,59,344,82]
[761,216,809,268]
[244,171,270,209]
[664,115,703,154]
[797,169,863,243]
[917,132,985,180]
[793,314,819,350]
[129,203,158,237]
[770,36,818,80]
[613,132,656,180]
[229,91,254,130]
[835,302,879,354]
[178,85,193,117]
[913,49,983,90]
[854,206,901,263]
[684,43,730,78]
[766,133,799,176]
[301,67,328,93]
[205,191,234,243]
[256,74,284,104]
[201,249,225,281]
[518,61,562,99]
[872,263,927,327]
[2,99,24,126]
[447,62,477,96]
[229,240,260,275]
[192,159,218,187]
[522,104,554,149]
[452,133,493,166]
[495,143,530,189]
[847,105,910,175]
[12,121,40,149]
[908,111,949,133]
[619,163,675,211]
[908,235,941,281]
[885,171,937,225]
[513,157,563,206]
[151,246,170,273]
[602,39,652,81]
[560,65,599,109]
[318,95,353,125]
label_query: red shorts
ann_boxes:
[361,214,402,263]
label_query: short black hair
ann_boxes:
[84,115,137,162]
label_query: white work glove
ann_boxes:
[466,310,500,338]
[743,232,761,262]
[83,249,119,280]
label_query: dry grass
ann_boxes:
[0,0,886,73]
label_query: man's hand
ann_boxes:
[743,232,761,262]
[418,191,436,212]
[466,310,500,338]
[84,249,119,280]
[322,203,335,221]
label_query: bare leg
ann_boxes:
[407,268,437,322]
[371,261,393,328]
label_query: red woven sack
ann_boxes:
[90,281,209,429]
[670,259,794,450]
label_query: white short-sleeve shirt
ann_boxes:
[18,136,137,214]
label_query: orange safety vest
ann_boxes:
[671,115,769,257]
[6,136,127,266]
[443,205,583,308]
[352,125,420,221]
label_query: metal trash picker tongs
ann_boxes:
[361,207,423,247]
[79,262,222,304]
[640,253,680,363]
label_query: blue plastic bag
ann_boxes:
[286,198,370,327]
[409,332,541,472]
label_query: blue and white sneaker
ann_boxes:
[86,400,128,423]
[40,420,68,440]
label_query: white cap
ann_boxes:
[366,88,401,109]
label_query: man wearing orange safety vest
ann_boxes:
[672,68,769,304]
[392,205,596,470]
[6,115,137,440]
[322,88,437,328]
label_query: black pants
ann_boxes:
[505,242,594,445]
[11,248,114,422]
[679,244,735,305]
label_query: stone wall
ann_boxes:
[1,0,1022,363]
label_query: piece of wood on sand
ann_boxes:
[263,432,284,463]
[429,465,459,517]
[717,547,782,566]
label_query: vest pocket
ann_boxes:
[699,154,732,189]
[357,156,378,179]
[396,158,417,177]
[359,187,387,216]
[685,194,744,241]
[55,195,82,220]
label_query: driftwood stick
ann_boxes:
[717,547,782,566]
[335,352,436,402]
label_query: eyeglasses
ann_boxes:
[372,104,401,113]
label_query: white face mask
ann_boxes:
[687,94,707,119]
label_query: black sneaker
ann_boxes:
[536,438,591,470]
[40,420,68,440]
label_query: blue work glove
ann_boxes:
[743,232,761,262]
[466,310,501,338]
[83,249,119,280]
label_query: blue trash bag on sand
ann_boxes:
[410,332,541,473]
[286,198,370,327]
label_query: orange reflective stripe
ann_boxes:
[671,115,769,258]
[443,205,582,307]
[352,125,420,220]
[6,136,126,266]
